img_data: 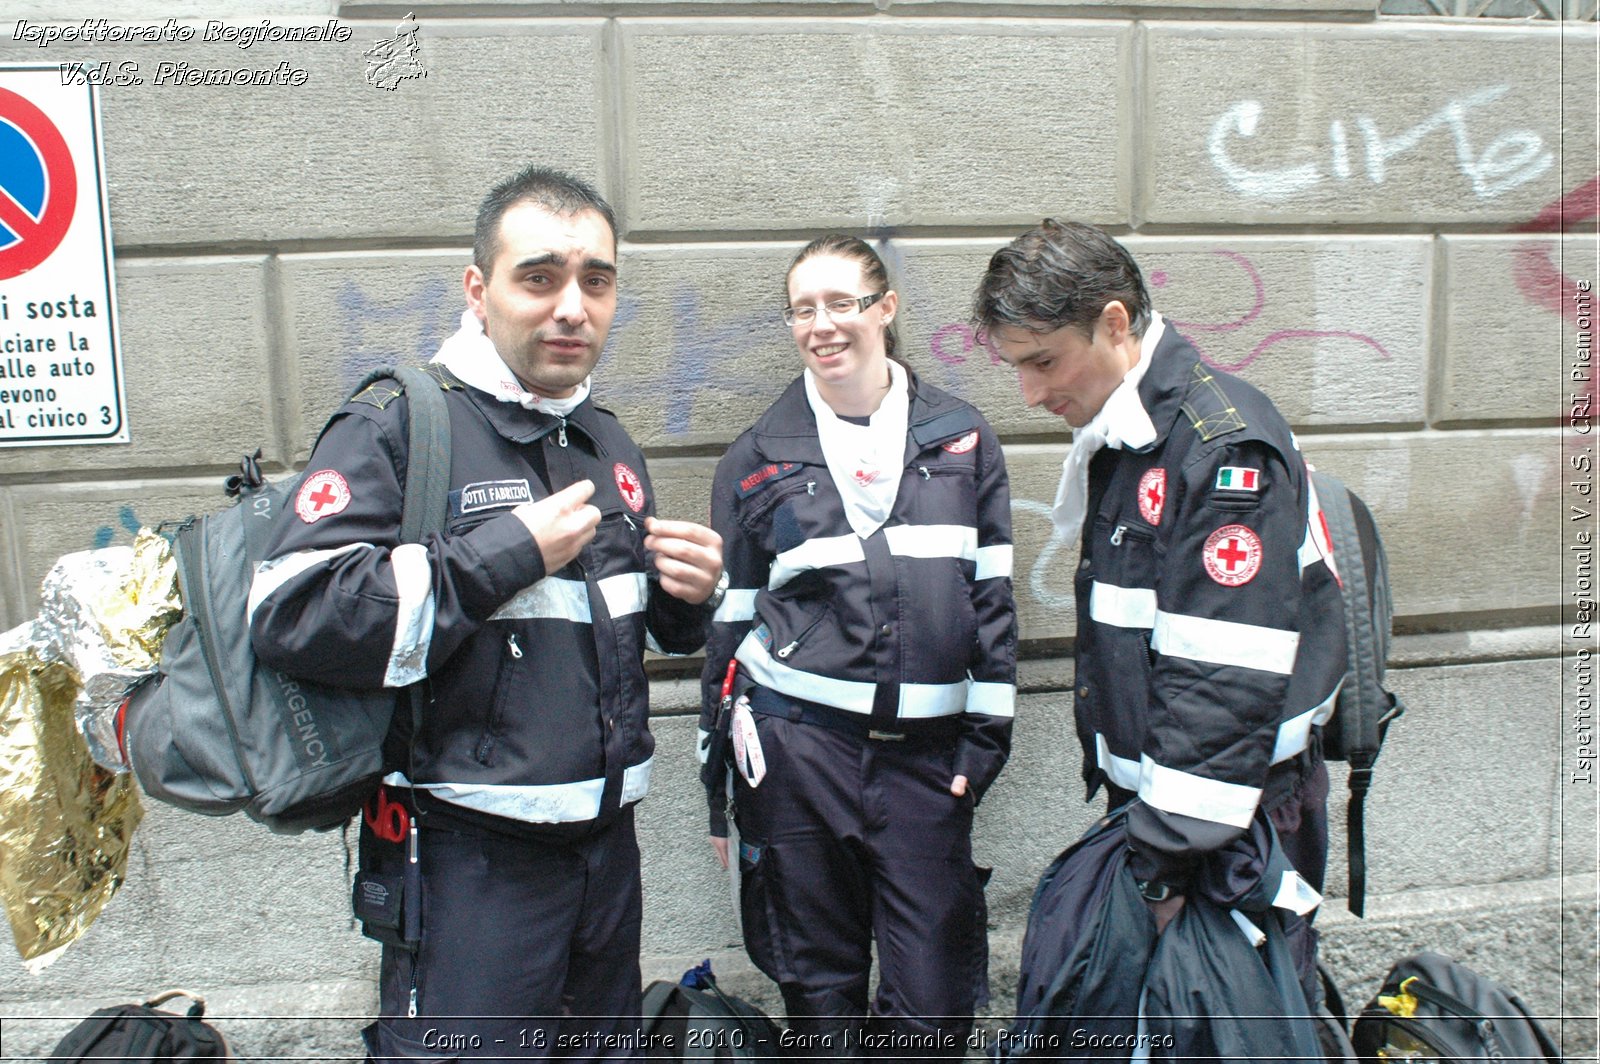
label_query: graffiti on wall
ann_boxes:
[1209,87,1553,200]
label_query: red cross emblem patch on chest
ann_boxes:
[614,462,646,513]
[1203,524,1263,586]
[1137,468,1166,526]
[294,470,352,524]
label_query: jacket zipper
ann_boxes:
[777,607,830,659]
[557,418,568,447]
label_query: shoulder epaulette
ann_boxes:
[1179,363,1247,442]
[421,363,459,390]
[350,377,404,410]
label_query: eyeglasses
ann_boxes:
[782,292,886,328]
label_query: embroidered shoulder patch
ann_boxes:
[295,470,352,524]
[1214,466,1261,492]
[614,462,647,513]
[736,461,803,498]
[1203,524,1262,586]
[942,431,979,454]
[1137,468,1166,526]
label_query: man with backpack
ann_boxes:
[249,166,724,1059]
[972,220,1346,943]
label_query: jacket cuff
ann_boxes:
[462,512,546,606]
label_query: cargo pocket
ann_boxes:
[737,838,792,984]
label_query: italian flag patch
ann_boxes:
[1215,466,1261,492]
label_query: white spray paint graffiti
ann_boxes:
[1209,86,1552,200]
[1011,497,1075,613]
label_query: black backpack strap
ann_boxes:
[1313,470,1406,918]
[391,365,452,545]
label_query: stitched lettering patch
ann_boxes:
[456,479,533,515]
[735,461,802,498]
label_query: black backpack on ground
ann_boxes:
[49,990,231,1062]
[1352,952,1564,1062]
[1311,468,1408,916]
[641,961,783,1062]
[123,366,450,834]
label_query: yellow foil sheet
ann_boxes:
[0,642,143,970]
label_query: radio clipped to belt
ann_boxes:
[351,785,423,950]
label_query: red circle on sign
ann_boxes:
[614,462,646,513]
[0,87,77,281]
[1203,524,1262,587]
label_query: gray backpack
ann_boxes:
[122,367,450,834]
[1312,469,1407,916]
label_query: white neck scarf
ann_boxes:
[1051,313,1167,543]
[430,308,591,417]
[805,361,911,538]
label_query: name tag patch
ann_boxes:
[736,461,802,498]
[455,479,533,515]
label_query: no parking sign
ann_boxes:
[0,66,125,447]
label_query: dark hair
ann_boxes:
[970,219,1151,342]
[473,166,618,279]
[786,234,901,362]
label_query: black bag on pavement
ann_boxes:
[642,960,782,1062]
[122,366,451,834]
[49,989,232,1062]
[1352,952,1564,1062]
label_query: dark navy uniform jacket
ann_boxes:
[700,372,1018,833]
[249,366,709,834]
[1075,326,1346,886]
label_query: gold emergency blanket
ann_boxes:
[0,641,142,970]
[0,531,175,969]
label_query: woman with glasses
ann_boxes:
[698,234,1017,1057]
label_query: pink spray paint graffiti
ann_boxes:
[1155,250,1393,372]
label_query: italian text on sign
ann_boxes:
[0,66,126,447]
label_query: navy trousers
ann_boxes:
[733,707,987,1060]
[364,806,643,1061]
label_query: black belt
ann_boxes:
[746,686,963,745]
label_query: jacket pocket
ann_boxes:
[474,630,525,766]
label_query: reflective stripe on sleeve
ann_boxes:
[966,681,1016,718]
[1138,755,1262,829]
[246,542,373,625]
[1094,733,1141,792]
[385,543,436,688]
[1090,581,1157,630]
[974,544,1014,581]
[713,589,759,624]
[491,577,593,623]
[1151,610,1299,675]
[597,572,648,619]
[769,534,865,590]
[735,631,968,719]
[697,727,714,765]
[382,757,654,824]
[1270,676,1343,764]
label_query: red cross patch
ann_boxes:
[1138,468,1166,526]
[613,462,646,513]
[942,431,979,454]
[1203,524,1263,586]
[294,470,352,524]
